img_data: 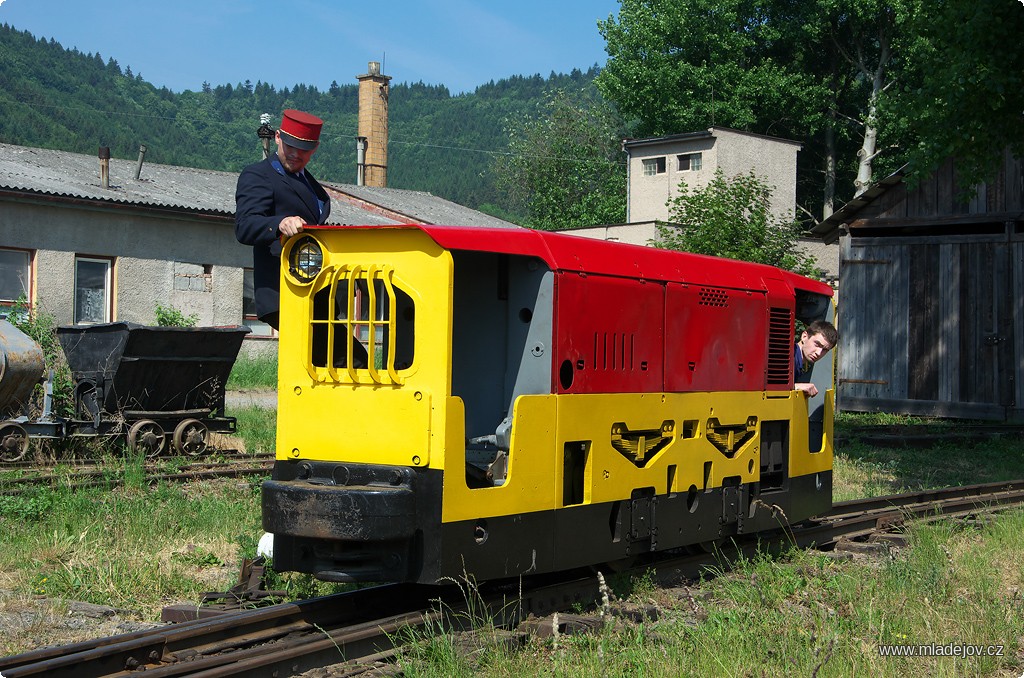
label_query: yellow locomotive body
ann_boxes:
[263,225,835,583]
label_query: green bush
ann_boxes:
[155,303,198,327]
[8,298,73,416]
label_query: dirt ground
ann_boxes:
[225,389,277,409]
[0,592,166,658]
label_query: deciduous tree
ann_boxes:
[653,169,817,275]
[494,90,626,231]
[880,0,1024,189]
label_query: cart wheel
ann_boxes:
[128,420,166,458]
[0,422,29,462]
[173,418,209,456]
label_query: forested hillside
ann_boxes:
[0,23,601,220]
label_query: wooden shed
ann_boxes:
[813,153,1024,420]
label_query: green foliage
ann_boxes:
[7,297,73,416]
[880,0,1024,189]
[154,302,198,327]
[595,0,1024,221]
[653,169,818,274]
[597,0,818,138]
[171,546,224,568]
[495,89,626,230]
[0,488,59,522]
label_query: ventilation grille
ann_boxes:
[592,332,635,371]
[698,286,729,307]
[767,307,793,385]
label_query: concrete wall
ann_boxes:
[628,137,715,223]
[563,222,659,247]
[627,129,800,224]
[2,198,277,357]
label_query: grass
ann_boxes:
[2,411,1024,675]
[833,412,1024,501]
[0,474,262,654]
[394,512,1024,677]
[227,355,278,390]
[229,405,277,455]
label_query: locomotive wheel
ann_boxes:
[127,420,166,458]
[0,422,30,462]
[173,418,209,456]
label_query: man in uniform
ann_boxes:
[235,109,330,330]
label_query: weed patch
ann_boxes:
[228,355,278,390]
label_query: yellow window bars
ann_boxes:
[306,264,404,385]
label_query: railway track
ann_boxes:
[2,478,1022,677]
[0,459,274,496]
[0,449,270,472]
[841,422,1024,448]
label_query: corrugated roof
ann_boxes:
[333,183,521,229]
[623,126,801,150]
[0,142,521,229]
[0,143,240,214]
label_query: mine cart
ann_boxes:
[56,322,251,457]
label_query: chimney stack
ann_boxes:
[98,146,111,189]
[356,61,391,187]
[356,136,367,186]
[134,144,147,180]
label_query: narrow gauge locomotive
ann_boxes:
[263,224,836,584]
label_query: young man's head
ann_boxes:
[797,320,838,366]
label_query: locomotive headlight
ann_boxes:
[288,235,323,283]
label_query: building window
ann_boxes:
[677,153,702,171]
[74,256,112,325]
[243,268,276,337]
[0,248,32,313]
[642,157,666,176]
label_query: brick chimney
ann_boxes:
[356,61,391,187]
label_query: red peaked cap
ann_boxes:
[278,109,323,150]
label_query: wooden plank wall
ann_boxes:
[1014,242,1024,416]
[856,154,1024,221]
[838,239,908,401]
[840,235,1017,419]
[837,153,1023,419]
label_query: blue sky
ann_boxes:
[0,0,620,94]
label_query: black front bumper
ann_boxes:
[261,460,442,582]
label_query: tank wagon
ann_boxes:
[263,224,836,583]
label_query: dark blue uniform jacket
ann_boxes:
[235,156,330,325]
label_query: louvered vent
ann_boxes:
[592,332,635,370]
[767,307,793,384]
[698,286,729,307]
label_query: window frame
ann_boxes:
[73,255,114,325]
[642,157,667,176]
[677,153,703,172]
[0,247,33,311]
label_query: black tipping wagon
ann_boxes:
[56,322,251,457]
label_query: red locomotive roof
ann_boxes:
[324,224,834,297]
